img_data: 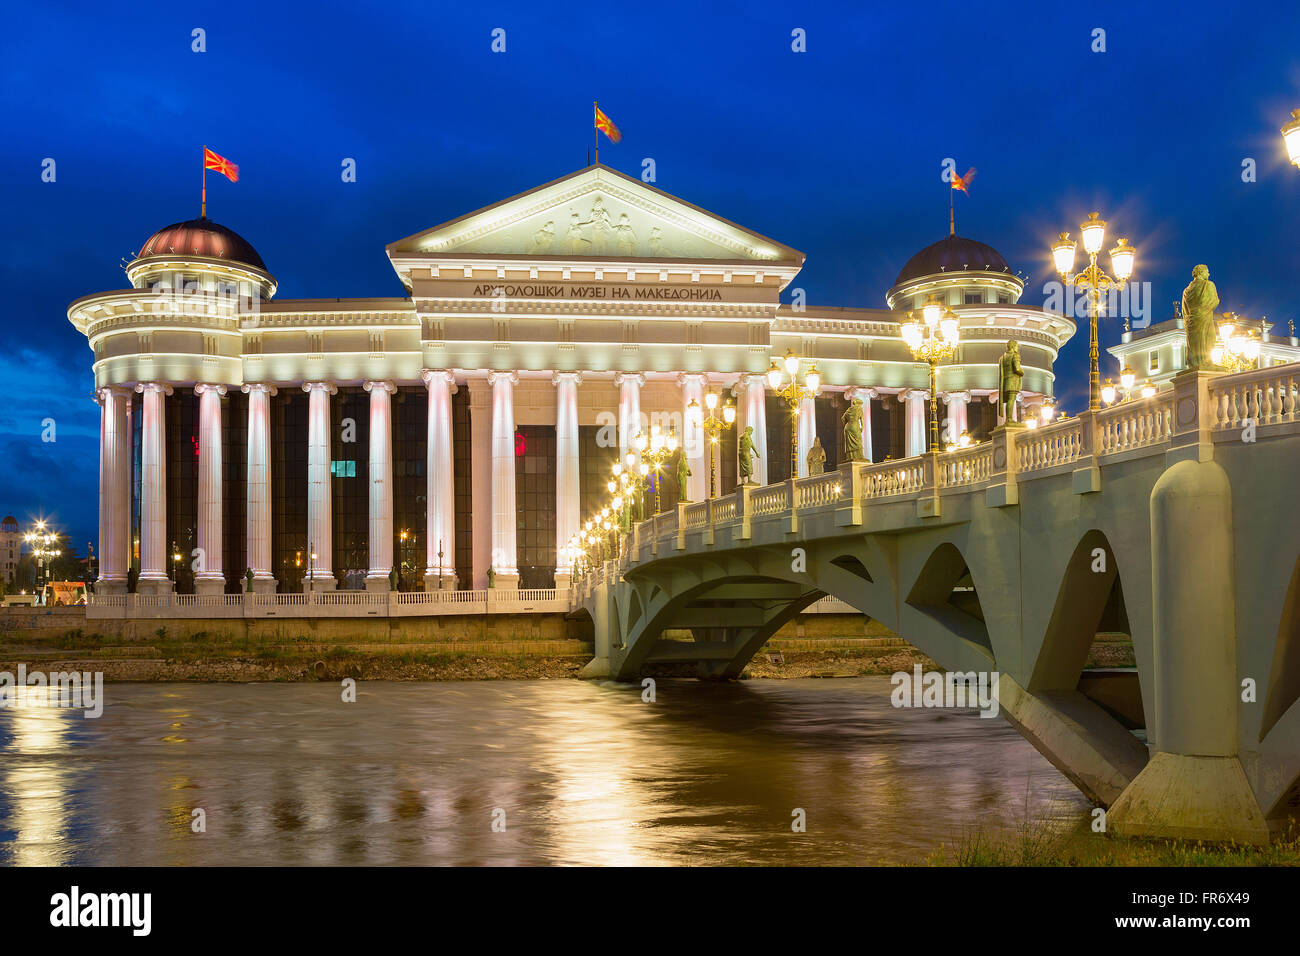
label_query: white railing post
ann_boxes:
[987,425,1021,507]
[1168,368,1221,466]
[1071,409,1102,494]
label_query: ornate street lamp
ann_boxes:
[901,300,960,451]
[24,520,61,599]
[1282,109,1300,168]
[765,349,822,478]
[1051,212,1137,410]
[1211,314,1262,372]
[689,390,736,499]
[640,424,678,515]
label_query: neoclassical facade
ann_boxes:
[69,164,1075,596]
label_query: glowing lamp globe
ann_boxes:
[705,391,718,411]
[901,318,924,350]
[723,402,736,424]
[805,364,821,393]
[940,313,960,343]
[1140,383,1156,399]
[783,349,800,377]
[1120,366,1135,391]
[921,297,942,328]
[1052,233,1077,276]
[1101,379,1117,405]
[1282,109,1300,167]
[1080,212,1107,255]
[1110,238,1135,281]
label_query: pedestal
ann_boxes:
[194,576,226,596]
[424,571,459,591]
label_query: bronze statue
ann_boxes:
[676,449,691,502]
[841,397,865,461]
[807,436,826,475]
[1181,264,1221,370]
[998,340,1024,425]
[738,425,757,484]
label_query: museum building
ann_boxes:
[68,164,1076,596]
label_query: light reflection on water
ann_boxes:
[0,678,1088,865]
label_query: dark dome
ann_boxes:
[136,217,267,271]
[1,516,17,531]
[894,235,1010,287]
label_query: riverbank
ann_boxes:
[0,617,1134,682]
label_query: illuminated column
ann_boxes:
[944,390,969,446]
[795,395,816,478]
[96,386,131,594]
[135,382,173,594]
[194,384,226,595]
[422,370,457,590]
[364,380,396,591]
[615,371,644,457]
[303,382,337,590]
[739,374,769,485]
[242,384,277,593]
[554,372,581,588]
[679,373,708,501]
[903,389,928,457]
[487,371,519,588]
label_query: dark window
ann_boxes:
[452,385,472,589]
[392,386,427,591]
[331,387,369,589]
[271,390,308,592]
[579,425,617,522]
[515,425,556,589]
[222,389,247,593]
[964,291,983,304]
[164,391,199,593]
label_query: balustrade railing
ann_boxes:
[1210,366,1300,431]
[938,444,994,488]
[1098,396,1174,455]
[862,459,926,499]
[1016,419,1084,473]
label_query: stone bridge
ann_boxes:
[571,367,1300,843]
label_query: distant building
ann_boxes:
[1108,314,1300,392]
[0,516,19,588]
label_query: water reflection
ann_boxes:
[0,678,1087,865]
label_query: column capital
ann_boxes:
[740,373,768,391]
[941,390,970,405]
[135,382,174,396]
[302,381,337,395]
[844,386,877,403]
[614,371,645,388]
[363,379,398,394]
[552,371,583,386]
[95,385,133,405]
[486,370,519,387]
[241,383,278,396]
[420,369,457,391]
[677,372,709,388]
[194,383,228,397]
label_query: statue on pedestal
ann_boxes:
[677,449,691,503]
[738,425,757,484]
[807,436,826,475]
[998,340,1024,426]
[1182,264,1221,371]
[842,397,865,461]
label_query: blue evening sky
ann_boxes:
[2,0,1298,548]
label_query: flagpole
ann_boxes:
[949,183,954,237]
[593,101,599,166]
[201,145,207,219]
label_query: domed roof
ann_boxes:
[1,516,17,529]
[894,235,1011,287]
[136,217,267,271]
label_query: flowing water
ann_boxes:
[0,677,1088,865]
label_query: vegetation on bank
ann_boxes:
[930,809,1300,866]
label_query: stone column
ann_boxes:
[95,386,131,594]
[487,371,519,588]
[422,370,458,590]
[739,374,769,485]
[944,390,969,446]
[795,395,816,478]
[303,382,337,590]
[194,384,227,595]
[363,381,396,591]
[679,373,708,502]
[554,372,581,589]
[241,384,277,593]
[135,383,172,594]
[615,371,645,458]
[903,389,928,457]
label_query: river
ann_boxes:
[0,677,1088,866]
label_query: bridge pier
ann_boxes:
[1107,455,1270,843]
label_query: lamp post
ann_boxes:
[1051,213,1137,411]
[900,299,960,451]
[765,349,822,479]
[689,390,736,498]
[640,424,678,515]
[24,520,61,599]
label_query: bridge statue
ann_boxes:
[677,449,691,503]
[738,426,757,484]
[807,436,826,475]
[841,397,865,461]
[1182,264,1221,370]
[998,340,1024,425]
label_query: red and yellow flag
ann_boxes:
[594,105,621,144]
[951,166,976,193]
[204,147,239,182]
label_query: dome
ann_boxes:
[1,516,17,531]
[894,235,1011,287]
[135,217,267,271]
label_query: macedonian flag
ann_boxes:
[203,147,239,182]
[594,104,621,144]
[951,166,977,193]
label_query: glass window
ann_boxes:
[964,291,983,304]
[515,425,556,589]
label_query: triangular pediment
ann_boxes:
[386,165,803,264]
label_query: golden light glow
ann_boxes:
[1283,108,1300,167]
[1080,212,1106,255]
[1051,233,1077,276]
